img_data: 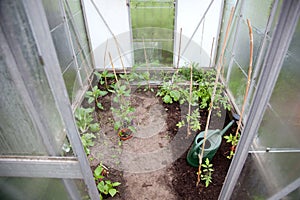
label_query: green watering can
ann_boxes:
[187,113,240,167]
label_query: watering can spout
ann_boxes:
[219,113,240,136]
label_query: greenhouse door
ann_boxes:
[130,0,175,66]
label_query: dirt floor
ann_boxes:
[89,86,237,200]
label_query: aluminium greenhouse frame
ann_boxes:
[1,0,300,199]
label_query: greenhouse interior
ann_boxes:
[0,0,300,199]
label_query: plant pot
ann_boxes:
[118,128,133,141]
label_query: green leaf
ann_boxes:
[112,182,121,187]
[89,123,100,132]
[163,94,172,104]
[99,90,108,96]
[109,188,117,197]
[94,165,103,177]
[170,90,180,101]
[88,97,94,104]
[85,91,93,96]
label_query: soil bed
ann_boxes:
[89,86,237,200]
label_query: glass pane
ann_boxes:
[66,0,81,15]
[242,0,274,33]
[51,24,73,72]
[73,12,88,44]
[42,0,63,30]
[234,21,264,73]
[63,61,80,102]
[131,0,175,66]
[0,3,66,155]
[232,153,300,199]
[256,20,300,148]
[0,177,89,200]
[0,53,47,155]
[228,61,247,110]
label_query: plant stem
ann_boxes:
[142,38,151,90]
[187,63,193,136]
[234,19,253,141]
[109,52,119,82]
[196,6,235,186]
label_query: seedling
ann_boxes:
[224,133,240,159]
[97,180,121,199]
[75,107,100,155]
[200,158,214,187]
[85,86,108,110]
[94,70,114,89]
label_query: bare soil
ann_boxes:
[89,86,237,200]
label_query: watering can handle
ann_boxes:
[191,131,217,158]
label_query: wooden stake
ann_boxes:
[196,7,235,186]
[176,28,182,69]
[142,38,151,90]
[109,52,118,82]
[187,63,193,136]
[234,19,253,140]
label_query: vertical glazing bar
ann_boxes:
[219,1,300,199]
[23,0,99,199]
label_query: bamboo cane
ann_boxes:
[233,19,253,146]
[109,52,119,83]
[187,63,193,136]
[176,28,182,69]
[196,7,235,186]
[209,37,215,68]
[142,38,151,90]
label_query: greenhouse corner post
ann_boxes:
[23,1,100,199]
[219,1,300,199]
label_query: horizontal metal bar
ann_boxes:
[0,156,83,179]
[249,148,300,153]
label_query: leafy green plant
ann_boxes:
[81,133,96,155]
[97,180,121,199]
[200,158,214,187]
[75,107,100,155]
[94,70,114,89]
[187,109,201,131]
[110,82,136,132]
[93,164,121,199]
[179,66,231,116]
[224,133,240,159]
[156,73,188,104]
[94,164,105,181]
[177,108,201,132]
[85,86,108,110]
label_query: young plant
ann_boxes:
[75,107,100,155]
[176,108,201,132]
[81,133,96,155]
[97,180,121,199]
[94,70,114,89]
[110,82,136,133]
[85,86,108,110]
[224,133,240,159]
[200,158,214,187]
[156,73,187,104]
[93,164,121,200]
